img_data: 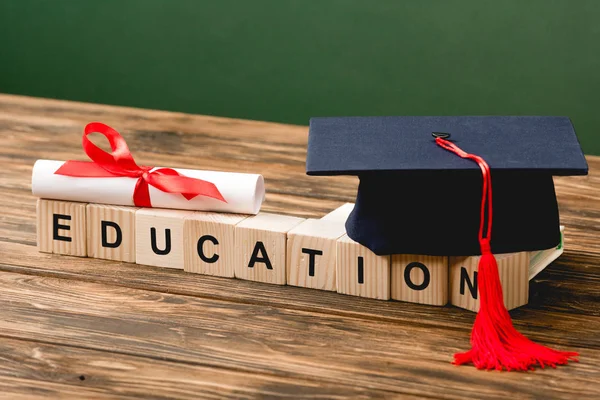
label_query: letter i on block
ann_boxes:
[449,252,530,312]
[287,219,346,291]
[87,204,139,262]
[336,235,391,300]
[135,209,195,269]
[37,199,87,256]
[391,255,448,306]
[183,212,248,278]
[235,213,305,285]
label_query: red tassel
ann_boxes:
[435,137,579,371]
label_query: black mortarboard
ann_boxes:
[307,116,587,371]
[306,116,588,256]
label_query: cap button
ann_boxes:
[432,132,451,139]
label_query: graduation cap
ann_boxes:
[306,116,587,371]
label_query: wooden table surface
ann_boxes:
[0,94,598,399]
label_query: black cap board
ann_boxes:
[306,116,588,256]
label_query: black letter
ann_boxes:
[53,214,72,242]
[197,235,219,263]
[248,241,273,269]
[150,227,171,255]
[357,256,364,284]
[101,221,122,248]
[302,248,323,276]
[460,267,478,299]
[404,262,431,291]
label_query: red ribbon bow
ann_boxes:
[54,122,226,207]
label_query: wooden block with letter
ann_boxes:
[135,208,195,269]
[449,252,530,312]
[37,198,87,257]
[87,204,138,262]
[286,218,346,291]
[320,202,355,222]
[391,255,448,306]
[183,212,248,278]
[234,212,305,285]
[336,234,391,300]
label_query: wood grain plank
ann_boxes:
[0,271,597,399]
[0,337,387,400]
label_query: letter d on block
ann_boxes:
[87,204,138,263]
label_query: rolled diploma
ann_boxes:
[32,160,265,215]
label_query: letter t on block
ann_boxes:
[336,234,390,300]
[286,219,346,291]
[37,199,87,257]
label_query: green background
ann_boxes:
[1,0,599,154]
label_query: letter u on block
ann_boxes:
[136,208,194,269]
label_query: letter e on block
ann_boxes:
[287,219,346,291]
[336,234,390,300]
[234,213,305,285]
[449,252,530,312]
[391,255,448,306]
[135,208,194,269]
[87,204,138,262]
[183,212,248,278]
[37,199,87,256]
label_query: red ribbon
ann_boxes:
[54,122,227,207]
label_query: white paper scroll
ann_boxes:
[32,160,265,215]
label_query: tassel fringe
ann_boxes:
[453,253,579,371]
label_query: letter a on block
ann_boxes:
[37,199,87,257]
[336,234,390,300]
[449,252,530,312]
[391,255,448,306]
[234,213,304,285]
[136,208,195,269]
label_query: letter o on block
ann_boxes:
[391,255,448,306]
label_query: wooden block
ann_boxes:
[336,234,390,300]
[449,252,530,312]
[86,204,138,263]
[37,199,87,257]
[320,203,355,222]
[286,219,346,291]
[391,255,448,306]
[234,213,305,285]
[135,208,195,269]
[183,212,248,277]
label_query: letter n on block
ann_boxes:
[135,209,195,269]
[37,199,87,257]
[183,212,248,278]
[391,255,448,306]
[235,213,305,285]
[87,204,138,262]
[336,234,390,300]
[286,219,346,291]
[449,252,530,312]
